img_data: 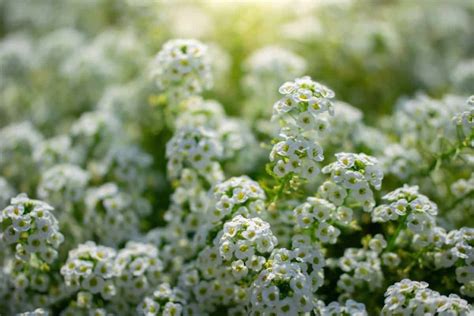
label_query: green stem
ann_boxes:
[271,177,288,204]
[421,139,470,176]
[402,247,433,274]
[385,213,408,253]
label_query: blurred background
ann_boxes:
[1,0,473,127]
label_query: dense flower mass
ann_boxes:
[322,152,383,212]
[210,176,266,222]
[0,1,473,315]
[382,279,471,315]
[373,185,438,234]
[314,299,368,316]
[1,194,63,264]
[166,127,224,183]
[60,242,117,298]
[151,39,212,102]
[269,76,336,181]
[272,76,335,129]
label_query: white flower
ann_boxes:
[2,226,20,244]
[246,255,266,272]
[12,215,32,232]
[276,297,297,315]
[456,266,474,284]
[256,236,276,253]
[369,234,387,253]
[262,285,280,306]
[343,171,364,189]
[219,240,235,261]
[235,240,255,260]
[163,302,183,316]
[1,194,62,263]
[231,259,249,279]
[273,160,288,177]
[152,39,212,102]
[166,127,223,183]
[82,274,104,294]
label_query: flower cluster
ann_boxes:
[337,248,384,294]
[1,194,63,264]
[263,200,299,248]
[210,176,266,222]
[166,127,224,184]
[382,279,471,315]
[321,152,383,212]
[272,76,335,125]
[160,168,217,265]
[319,101,364,151]
[393,94,466,152]
[218,215,278,272]
[113,242,164,308]
[314,299,368,316]
[0,122,42,191]
[37,164,89,209]
[84,183,148,246]
[381,144,422,180]
[151,39,212,102]
[70,111,121,164]
[373,185,438,234]
[1,257,65,314]
[168,168,210,223]
[250,243,324,314]
[138,283,196,316]
[186,248,247,311]
[33,135,73,171]
[60,242,117,301]
[269,76,336,180]
[432,228,474,297]
[175,97,225,130]
[293,197,341,244]
[98,145,153,194]
[175,97,260,172]
[0,122,42,160]
[451,173,474,198]
[452,95,474,146]
[270,134,324,179]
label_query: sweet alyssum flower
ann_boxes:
[60,241,117,301]
[293,197,341,244]
[269,76,336,180]
[372,185,437,235]
[1,194,63,264]
[210,176,266,222]
[314,299,368,316]
[138,283,199,316]
[382,279,471,315]
[321,152,383,212]
[111,242,164,313]
[84,183,148,246]
[166,127,224,184]
[37,164,89,208]
[336,247,384,294]
[218,215,278,264]
[151,39,212,102]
